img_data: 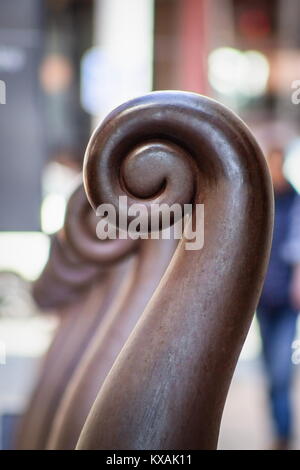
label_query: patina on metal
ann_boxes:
[17,184,137,449]
[47,236,177,449]
[76,91,274,450]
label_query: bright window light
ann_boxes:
[240,50,269,97]
[0,232,50,281]
[41,193,66,235]
[209,47,245,95]
[208,47,269,98]
[41,161,79,235]
[0,315,58,358]
[87,0,154,121]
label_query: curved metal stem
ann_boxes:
[76,91,273,450]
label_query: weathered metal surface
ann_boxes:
[65,183,137,263]
[47,237,177,449]
[32,234,101,309]
[16,185,136,449]
[76,91,274,450]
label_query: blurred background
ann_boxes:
[1,0,300,450]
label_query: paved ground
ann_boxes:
[218,360,300,450]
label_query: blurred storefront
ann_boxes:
[0,0,300,450]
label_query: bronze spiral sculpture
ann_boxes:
[76,91,274,450]
[48,236,177,449]
[17,184,137,449]
[64,182,137,263]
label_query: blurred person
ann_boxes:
[255,127,300,450]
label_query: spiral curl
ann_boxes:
[83,91,268,237]
[45,235,101,287]
[64,183,137,263]
[76,91,274,451]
